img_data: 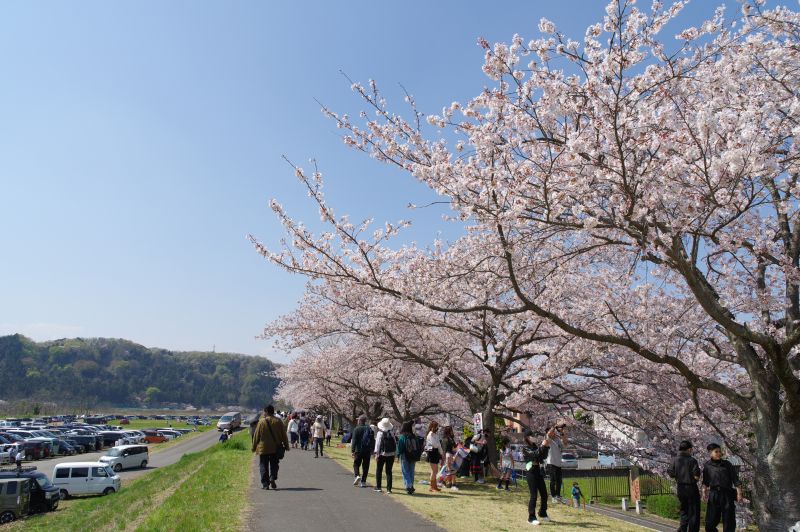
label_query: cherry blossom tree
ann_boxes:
[253,1,800,527]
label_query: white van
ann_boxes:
[52,462,121,498]
[99,445,149,472]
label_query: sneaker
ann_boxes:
[476,479,485,484]
[261,484,269,490]
[353,476,360,486]
[528,520,540,526]
[450,486,459,491]
[496,485,503,490]
[360,482,367,488]
[540,516,550,522]
[374,488,382,493]
[552,496,558,503]
[270,480,277,490]
[387,490,392,494]
[505,487,511,491]
[406,488,413,495]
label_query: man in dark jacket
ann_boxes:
[350,415,372,488]
[667,440,701,532]
[522,428,552,526]
[702,443,742,532]
[251,405,290,490]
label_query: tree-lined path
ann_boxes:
[246,451,442,531]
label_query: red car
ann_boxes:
[119,419,130,425]
[142,430,167,444]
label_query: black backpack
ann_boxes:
[299,419,309,435]
[360,427,375,456]
[379,430,396,454]
[404,434,422,461]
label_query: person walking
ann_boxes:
[14,446,24,471]
[350,415,373,488]
[522,428,552,526]
[546,423,568,502]
[251,404,290,490]
[702,443,743,532]
[312,415,326,458]
[668,440,701,532]
[298,413,311,451]
[287,414,299,449]
[425,421,444,492]
[373,417,397,493]
[397,420,419,494]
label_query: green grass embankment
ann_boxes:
[14,431,251,532]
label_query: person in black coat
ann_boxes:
[522,428,553,526]
[667,440,701,532]
[702,443,743,532]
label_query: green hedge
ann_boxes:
[647,494,681,519]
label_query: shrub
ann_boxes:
[647,494,681,519]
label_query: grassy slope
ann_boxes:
[325,445,645,532]
[14,431,251,532]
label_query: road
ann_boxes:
[16,430,221,482]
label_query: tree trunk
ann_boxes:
[482,403,498,470]
[750,401,800,530]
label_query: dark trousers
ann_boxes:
[705,488,736,532]
[300,434,309,450]
[376,455,395,491]
[259,453,279,486]
[353,453,370,481]
[548,464,563,498]
[677,483,701,532]
[314,437,324,457]
[527,468,548,520]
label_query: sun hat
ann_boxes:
[377,417,393,431]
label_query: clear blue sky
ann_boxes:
[0,1,734,362]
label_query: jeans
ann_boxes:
[705,488,736,532]
[527,468,548,521]
[375,455,395,491]
[300,434,309,450]
[353,453,370,481]
[548,464,563,498]
[314,437,324,457]
[400,457,416,489]
[259,453,279,486]
[677,483,701,532]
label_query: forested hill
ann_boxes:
[0,334,279,409]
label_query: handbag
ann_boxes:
[265,418,286,460]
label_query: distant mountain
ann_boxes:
[0,334,279,409]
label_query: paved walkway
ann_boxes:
[245,450,442,531]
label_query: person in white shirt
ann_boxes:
[373,418,397,493]
[287,415,300,449]
[413,418,427,439]
[425,421,445,492]
[546,424,569,502]
[312,415,327,458]
[15,447,24,470]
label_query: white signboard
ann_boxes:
[473,412,483,433]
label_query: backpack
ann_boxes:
[359,427,375,456]
[299,419,309,435]
[379,430,396,454]
[404,434,422,462]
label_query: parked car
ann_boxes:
[62,439,87,454]
[0,446,12,465]
[55,440,77,456]
[119,419,130,425]
[53,462,120,498]
[142,430,168,444]
[99,445,149,472]
[0,478,30,524]
[156,429,181,440]
[561,452,579,469]
[597,451,632,467]
[0,467,59,512]
[66,434,102,452]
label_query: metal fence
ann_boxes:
[561,467,631,500]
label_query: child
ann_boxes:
[497,437,514,491]
[572,482,586,509]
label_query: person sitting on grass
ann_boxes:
[219,429,229,443]
[496,437,514,491]
[572,482,586,509]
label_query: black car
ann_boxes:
[0,467,59,512]
[66,434,102,451]
[62,439,86,453]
